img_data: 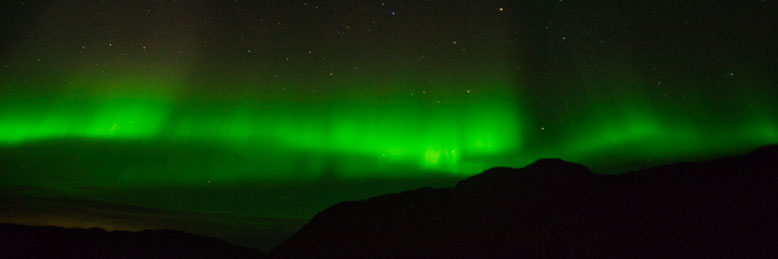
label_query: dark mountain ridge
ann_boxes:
[273,145,778,258]
[1,146,776,258]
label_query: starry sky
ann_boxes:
[1,0,777,245]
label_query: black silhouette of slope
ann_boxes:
[0,224,264,258]
[273,146,778,258]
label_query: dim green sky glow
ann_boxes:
[0,73,531,182]
[0,0,776,201]
[2,0,778,244]
[1,71,776,187]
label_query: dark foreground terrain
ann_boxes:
[0,224,264,258]
[273,146,778,258]
[2,146,777,258]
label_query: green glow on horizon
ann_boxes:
[0,74,525,180]
[1,0,777,228]
[0,72,776,185]
[0,98,170,144]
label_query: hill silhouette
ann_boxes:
[0,224,264,258]
[1,146,777,258]
[273,146,778,258]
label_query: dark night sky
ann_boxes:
[1,0,777,249]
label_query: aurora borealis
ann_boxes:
[1,0,777,248]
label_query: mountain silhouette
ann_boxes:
[0,224,264,258]
[273,146,778,258]
[1,146,777,258]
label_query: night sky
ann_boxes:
[1,0,777,249]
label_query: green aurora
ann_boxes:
[1,0,777,227]
[1,68,776,186]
